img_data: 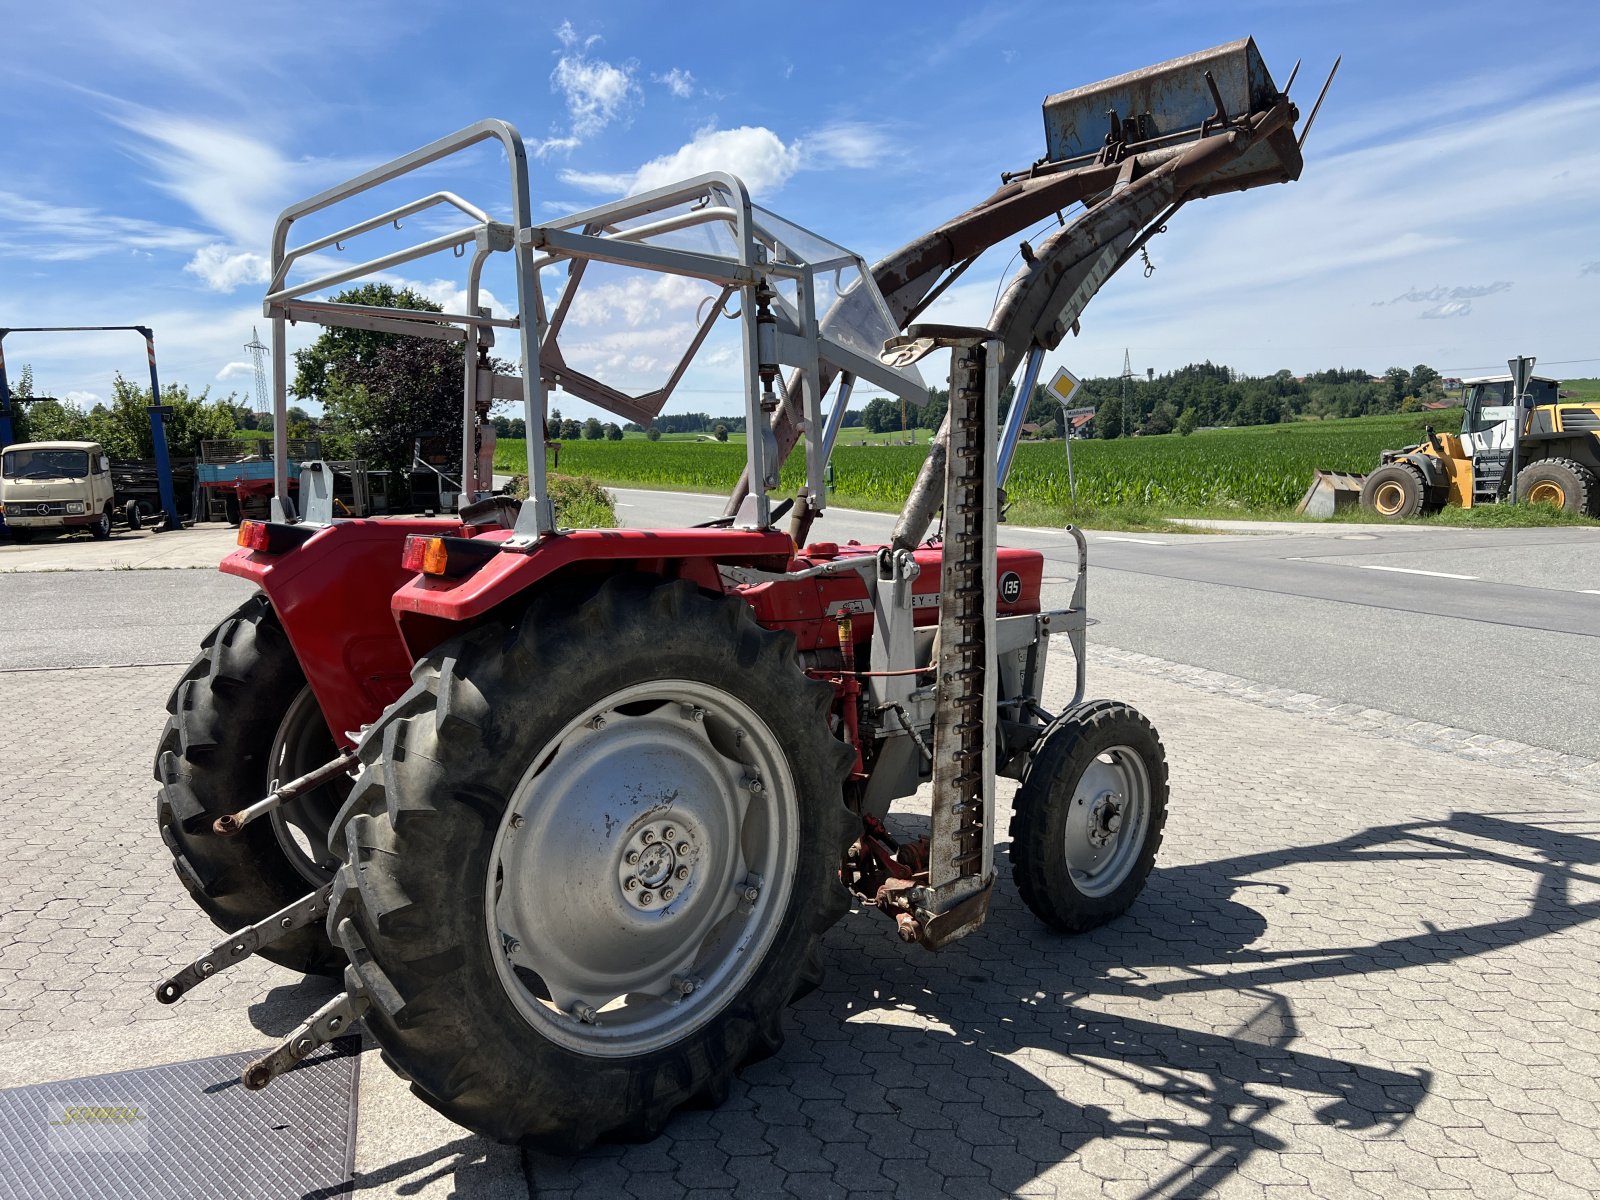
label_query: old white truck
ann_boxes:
[0,440,120,541]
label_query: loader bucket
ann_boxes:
[1296,470,1366,516]
[1042,37,1304,196]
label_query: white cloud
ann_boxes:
[561,126,802,198]
[402,278,504,318]
[0,188,205,262]
[654,68,696,99]
[545,22,638,153]
[216,361,255,381]
[185,244,270,291]
[113,110,300,248]
[800,122,897,169]
[563,273,712,330]
[556,120,899,201]
[1421,301,1472,319]
[1373,282,1512,307]
[66,391,103,406]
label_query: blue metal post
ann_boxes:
[0,334,14,448]
[138,327,183,531]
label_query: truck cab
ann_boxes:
[0,440,117,541]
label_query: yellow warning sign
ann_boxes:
[1046,366,1081,406]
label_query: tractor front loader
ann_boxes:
[151,38,1324,1150]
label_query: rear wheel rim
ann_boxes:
[489,679,799,1057]
[267,687,345,886]
[1062,745,1150,898]
[1528,480,1566,507]
[1374,481,1406,515]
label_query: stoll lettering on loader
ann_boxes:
[150,39,1331,1149]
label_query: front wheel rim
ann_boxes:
[1374,481,1406,515]
[489,679,799,1057]
[1527,480,1565,507]
[1062,746,1151,898]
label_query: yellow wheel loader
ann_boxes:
[1359,373,1600,519]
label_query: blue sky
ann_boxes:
[2,0,1597,423]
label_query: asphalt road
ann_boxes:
[0,491,1594,756]
[607,488,1600,759]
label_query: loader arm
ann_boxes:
[727,37,1315,539]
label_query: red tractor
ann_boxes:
[153,39,1324,1150]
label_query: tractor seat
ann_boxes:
[459,495,522,530]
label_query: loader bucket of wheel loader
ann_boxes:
[1042,37,1307,196]
[1296,470,1367,516]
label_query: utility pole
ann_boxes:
[245,327,271,420]
[1119,348,1133,438]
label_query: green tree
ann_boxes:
[583,418,604,440]
[1096,395,1122,439]
[1383,367,1410,408]
[713,423,728,442]
[604,422,623,441]
[559,419,583,441]
[860,396,899,434]
[1177,407,1199,437]
[292,284,466,474]
[1410,364,1440,395]
[645,427,662,442]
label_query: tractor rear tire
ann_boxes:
[1514,458,1596,516]
[155,594,346,976]
[1360,464,1426,520]
[326,575,854,1151]
[1009,700,1168,934]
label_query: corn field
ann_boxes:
[496,413,1436,515]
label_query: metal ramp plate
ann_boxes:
[0,1038,359,1200]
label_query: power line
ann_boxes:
[1437,357,1600,373]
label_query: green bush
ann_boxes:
[508,473,618,528]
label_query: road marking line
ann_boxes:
[1582,590,1600,595]
[1096,536,1167,545]
[1356,565,1478,580]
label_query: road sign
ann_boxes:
[1061,406,1097,420]
[1507,355,1535,401]
[1046,366,1081,406]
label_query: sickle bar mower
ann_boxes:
[150,37,1322,1150]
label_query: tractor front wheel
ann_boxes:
[1360,464,1426,520]
[1514,458,1596,516]
[155,595,347,975]
[1009,700,1169,933]
[327,575,854,1150]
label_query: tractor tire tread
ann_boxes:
[329,574,854,1152]
[1515,457,1597,516]
[1009,699,1168,934]
[155,594,343,977]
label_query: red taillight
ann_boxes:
[401,533,499,579]
[401,535,451,576]
[237,521,271,552]
[236,520,316,554]
[401,535,430,573]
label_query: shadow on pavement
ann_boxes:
[522,807,1598,1198]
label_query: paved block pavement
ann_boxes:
[0,645,1596,1198]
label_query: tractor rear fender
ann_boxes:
[220,517,463,745]
[389,527,795,659]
